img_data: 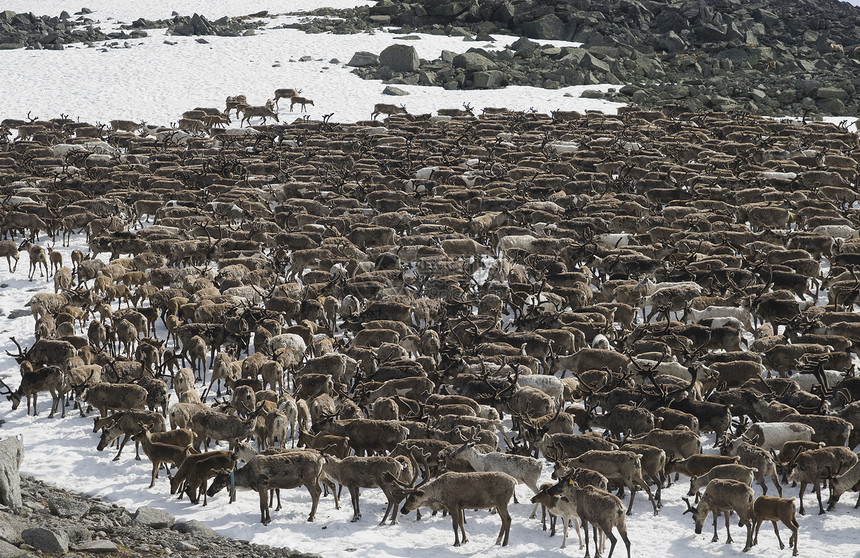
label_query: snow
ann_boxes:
[0,0,859,557]
[0,0,621,127]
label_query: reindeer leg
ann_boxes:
[349,486,361,522]
[636,475,658,515]
[711,511,719,542]
[626,484,636,516]
[798,482,807,515]
[724,511,733,544]
[451,506,461,546]
[815,481,826,515]
[772,520,785,549]
[583,518,591,558]
[497,504,511,546]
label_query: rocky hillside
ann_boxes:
[301,0,860,116]
[0,475,321,558]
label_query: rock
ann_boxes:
[817,98,845,113]
[378,44,419,72]
[472,70,504,88]
[796,79,820,98]
[190,13,212,35]
[510,37,538,57]
[131,506,174,529]
[171,22,194,36]
[581,52,610,74]
[452,51,496,71]
[382,86,409,96]
[195,38,209,44]
[520,14,565,40]
[73,540,118,553]
[347,51,378,67]
[176,541,199,551]
[0,511,25,544]
[0,436,23,510]
[172,520,218,538]
[581,89,605,98]
[816,86,848,100]
[47,496,90,518]
[6,309,30,319]
[370,0,400,16]
[0,540,26,557]
[21,527,69,553]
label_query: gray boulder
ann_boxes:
[0,540,26,557]
[817,98,845,113]
[47,496,90,518]
[581,52,610,74]
[132,506,175,529]
[472,70,505,88]
[453,51,497,71]
[172,519,218,538]
[21,527,69,553]
[658,30,686,52]
[0,435,23,510]
[74,540,119,553]
[378,44,419,72]
[816,86,848,100]
[347,51,378,67]
[382,86,409,96]
[520,14,565,40]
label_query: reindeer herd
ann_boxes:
[2,103,860,555]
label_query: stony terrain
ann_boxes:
[0,473,321,558]
[6,0,860,115]
[298,0,860,116]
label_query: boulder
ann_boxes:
[472,70,504,88]
[0,540,26,557]
[657,30,686,52]
[382,86,409,96]
[131,506,174,529]
[47,496,90,518]
[21,527,69,553]
[378,44,419,72]
[452,51,497,71]
[581,52,610,74]
[172,520,218,538]
[796,79,820,98]
[510,37,539,57]
[74,540,119,553]
[816,86,848,100]
[520,14,565,40]
[817,98,845,113]
[0,435,23,510]
[347,51,378,67]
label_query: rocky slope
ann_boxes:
[0,475,321,558]
[295,0,860,116]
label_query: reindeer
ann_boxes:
[273,88,301,108]
[753,495,800,556]
[290,97,314,113]
[392,471,516,547]
[0,366,65,418]
[240,100,278,127]
[683,479,755,552]
[371,103,407,120]
[207,451,325,523]
[19,239,48,279]
[0,239,19,272]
